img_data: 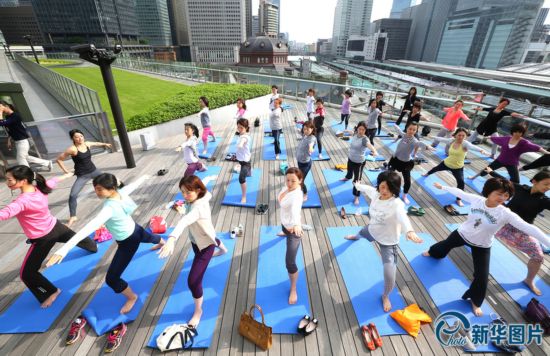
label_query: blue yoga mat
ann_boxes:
[303,173,321,208]
[0,237,111,334]
[366,154,386,162]
[82,237,170,336]
[445,224,550,308]
[329,119,390,137]
[467,147,492,162]
[310,148,330,161]
[263,119,272,134]
[226,134,254,155]
[327,227,407,335]
[411,171,470,215]
[198,136,221,159]
[281,103,293,110]
[147,233,235,349]
[364,169,421,209]
[255,226,311,334]
[262,133,287,161]
[322,168,369,215]
[174,167,221,201]
[399,232,500,352]
[221,168,261,208]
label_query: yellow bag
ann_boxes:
[334,164,347,171]
[390,304,432,337]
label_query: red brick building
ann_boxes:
[239,36,288,70]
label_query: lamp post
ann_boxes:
[71,43,135,168]
[23,35,39,64]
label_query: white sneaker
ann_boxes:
[318,153,323,159]
[275,154,280,160]
[302,224,313,231]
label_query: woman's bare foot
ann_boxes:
[456,199,464,207]
[353,197,360,206]
[339,177,350,181]
[303,194,308,202]
[188,308,203,327]
[402,194,410,205]
[120,293,138,314]
[67,216,78,228]
[213,241,228,257]
[41,289,61,308]
[240,196,246,204]
[422,251,431,257]
[382,295,392,312]
[288,289,298,305]
[277,231,286,237]
[470,301,483,316]
[524,279,542,296]
[344,234,359,240]
[150,238,165,251]
[422,173,428,177]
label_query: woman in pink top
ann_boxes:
[432,100,470,148]
[0,165,97,308]
[339,89,353,130]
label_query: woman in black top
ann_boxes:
[0,100,52,170]
[468,98,525,157]
[395,87,418,126]
[487,167,550,295]
[56,129,112,227]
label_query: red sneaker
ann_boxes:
[104,323,127,353]
[66,316,87,345]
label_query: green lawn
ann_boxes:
[51,67,188,128]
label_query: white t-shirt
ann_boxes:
[236,133,251,162]
[278,186,303,229]
[181,136,199,164]
[355,183,414,245]
[269,93,279,110]
[306,95,315,113]
[443,186,550,248]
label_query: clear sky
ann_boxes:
[252,0,550,44]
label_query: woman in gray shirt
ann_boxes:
[295,121,317,199]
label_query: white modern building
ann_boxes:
[345,33,387,60]
[185,0,246,63]
[331,0,373,57]
[259,0,279,38]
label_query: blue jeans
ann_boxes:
[272,129,282,155]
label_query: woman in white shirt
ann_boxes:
[176,123,206,177]
[278,167,305,305]
[424,178,550,317]
[345,171,422,312]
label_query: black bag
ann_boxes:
[254,117,260,127]
[488,316,525,353]
[421,126,431,137]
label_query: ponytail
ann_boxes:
[6,165,52,194]
[34,172,52,194]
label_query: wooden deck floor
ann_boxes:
[0,97,548,355]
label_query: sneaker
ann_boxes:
[66,316,87,345]
[237,224,244,237]
[318,153,323,159]
[47,160,53,172]
[104,323,127,353]
[302,224,313,231]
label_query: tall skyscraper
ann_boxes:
[184,0,246,63]
[531,8,549,42]
[31,0,139,46]
[252,15,260,36]
[0,1,43,45]
[390,0,413,19]
[331,0,374,56]
[369,18,411,60]
[135,0,172,46]
[245,0,252,38]
[167,0,191,60]
[259,0,279,37]
[436,0,544,69]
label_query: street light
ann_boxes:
[23,35,39,64]
[71,43,135,168]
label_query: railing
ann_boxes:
[14,54,103,115]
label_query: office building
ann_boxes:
[436,0,544,69]
[167,0,191,61]
[390,0,413,19]
[331,0,374,56]
[185,0,246,63]
[259,0,279,37]
[0,3,43,45]
[252,15,260,37]
[369,18,411,60]
[531,8,549,42]
[135,0,172,46]
[345,33,387,60]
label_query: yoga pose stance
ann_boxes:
[432,100,470,148]
[0,100,52,170]
[296,121,316,199]
[468,98,525,157]
[235,98,247,120]
[236,118,252,203]
[486,167,550,295]
[57,129,112,227]
[468,123,549,183]
[269,85,279,111]
[176,123,207,177]
[198,97,215,155]
[395,87,418,127]
[340,121,378,205]
[345,171,422,312]
[270,98,283,160]
[278,167,305,305]
[47,174,164,314]
[375,91,386,135]
[158,175,227,327]
[389,123,432,204]
[306,88,315,120]
[0,166,97,308]
[423,178,550,316]
[423,128,488,207]
[366,99,383,145]
[313,99,326,159]
[339,89,353,130]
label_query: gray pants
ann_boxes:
[69,169,102,217]
[15,139,50,168]
[431,127,453,148]
[283,225,301,274]
[468,131,499,156]
[357,227,398,297]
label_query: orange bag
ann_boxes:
[390,304,432,337]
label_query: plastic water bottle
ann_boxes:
[237,224,244,237]
[230,230,236,239]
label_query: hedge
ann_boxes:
[126,83,269,131]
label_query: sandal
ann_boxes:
[157,169,168,176]
[303,318,318,336]
[368,323,383,348]
[207,156,217,162]
[361,325,376,351]
[340,207,347,219]
[297,315,311,335]
[444,204,459,216]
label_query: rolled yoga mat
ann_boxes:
[221,168,261,208]
[321,168,369,215]
[327,226,407,335]
[198,136,222,159]
[399,232,499,352]
[410,171,470,215]
[255,226,311,334]
[147,233,236,349]
[262,132,287,161]
[0,237,111,333]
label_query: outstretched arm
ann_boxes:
[506,211,550,248]
[354,182,377,200]
[435,183,483,204]
[119,175,150,196]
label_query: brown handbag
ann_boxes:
[238,304,272,350]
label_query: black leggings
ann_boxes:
[426,161,465,197]
[106,224,160,293]
[238,160,251,184]
[21,220,97,303]
[315,127,324,154]
[480,160,519,183]
[366,128,376,146]
[388,157,414,193]
[428,230,490,307]
[188,238,221,298]
[340,114,350,129]
[298,160,312,195]
[377,115,382,135]
[345,159,366,196]
[283,225,301,274]
[522,154,550,171]
[396,110,407,126]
